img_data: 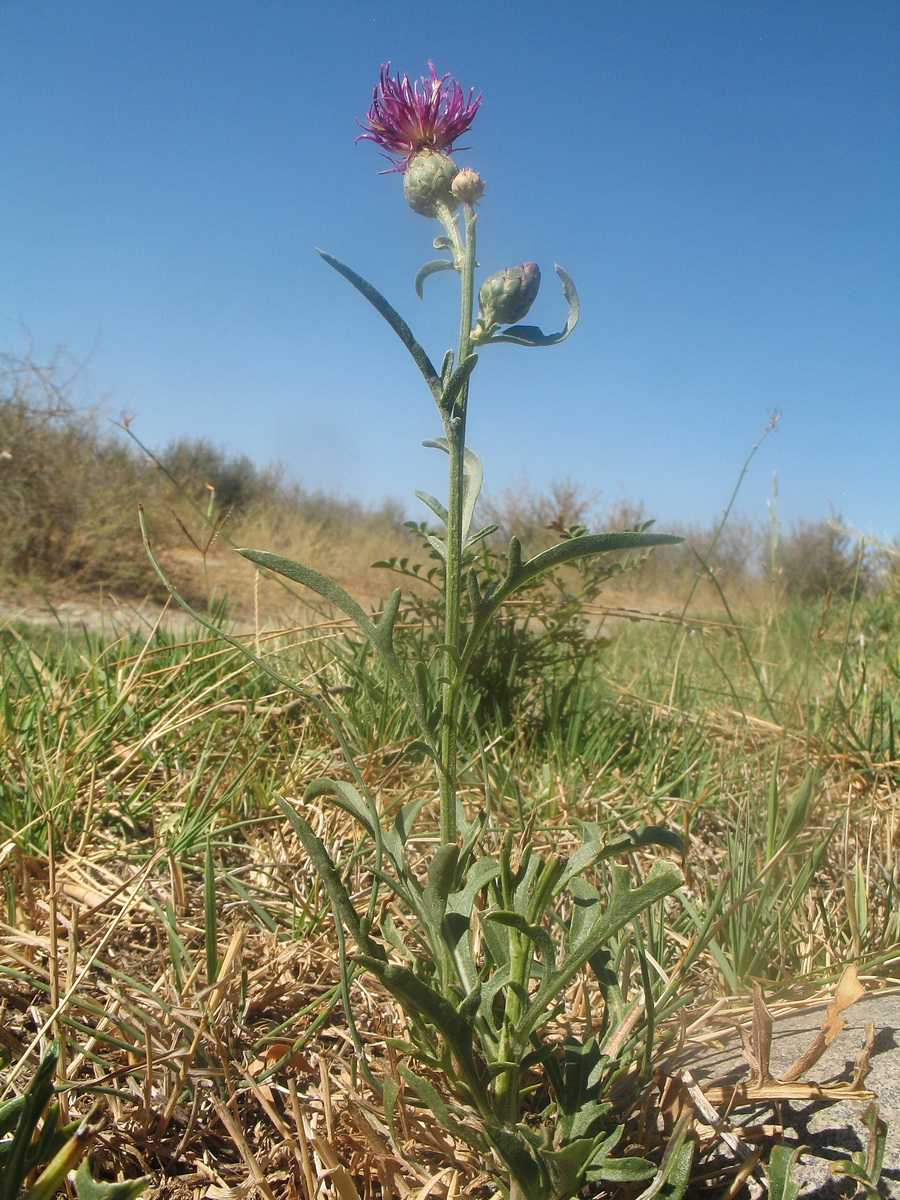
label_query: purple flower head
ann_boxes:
[357,62,481,171]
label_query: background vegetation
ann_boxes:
[2,350,895,617]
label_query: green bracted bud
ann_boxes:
[403,149,460,217]
[476,262,541,332]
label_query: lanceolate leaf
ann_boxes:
[521,861,683,1036]
[397,1064,485,1153]
[633,1109,695,1200]
[440,354,478,415]
[302,777,379,841]
[414,489,449,526]
[3,1044,58,1200]
[462,530,683,671]
[71,1162,150,1200]
[275,796,381,958]
[237,548,433,740]
[556,827,685,894]
[422,439,485,546]
[357,957,486,1102]
[422,843,460,930]
[317,248,442,400]
[513,531,683,583]
[591,1156,657,1183]
[426,534,448,560]
[237,549,375,632]
[484,910,556,980]
[483,1124,548,1200]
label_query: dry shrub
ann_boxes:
[775,516,868,600]
[158,436,285,513]
[0,348,412,611]
[0,350,167,595]
[480,476,604,550]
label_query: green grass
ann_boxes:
[1,587,898,1197]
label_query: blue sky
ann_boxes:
[3,1,898,538]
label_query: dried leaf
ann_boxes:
[704,1079,875,1105]
[834,963,867,1013]
[750,983,775,1086]
[411,1167,457,1200]
[736,1021,761,1080]
[679,1069,754,1158]
[256,1043,315,1074]
[782,964,866,1082]
[851,1022,876,1091]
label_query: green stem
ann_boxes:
[437,201,477,847]
[494,933,529,1123]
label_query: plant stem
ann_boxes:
[438,201,477,847]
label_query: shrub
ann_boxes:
[0,350,165,592]
[775,516,866,600]
[158,437,283,513]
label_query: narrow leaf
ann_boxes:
[440,354,478,415]
[72,1161,149,1200]
[764,1143,804,1200]
[303,778,378,841]
[466,570,482,612]
[439,348,454,384]
[414,490,449,526]
[465,522,498,548]
[237,549,376,636]
[0,1096,26,1139]
[239,549,430,737]
[317,249,441,399]
[415,257,456,299]
[423,844,460,928]
[633,1109,695,1200]
[523,862,683,1031]
[397,1064,484,1151]
[373,587,403,654]
[4,1044,58,1200]
[544,1136,609,1198]
[483,1125,547,1200]
[275,797,378,956]
[357,957,483,1093]
[426,534,448,560]
[484,910,556,973]
[462,531,682,670]
[557,826,684,894]
[421,439,485,546]
[204,838,217,988]
[591,1157,657,1183]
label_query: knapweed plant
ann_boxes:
[167,64,688,1200]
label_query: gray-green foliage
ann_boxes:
[281,788,685,1200]
[220,103,688,1195]
[0,1043,147,1200]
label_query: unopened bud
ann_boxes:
[403,150,460,217]
[451,167,484,204]
[476,263,541,329]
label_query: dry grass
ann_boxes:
[2,594,898,1198]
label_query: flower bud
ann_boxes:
[403,149,460,217]
[451,167,484,204]
[477,263,541,328]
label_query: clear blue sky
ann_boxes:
[3,1,898,537]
